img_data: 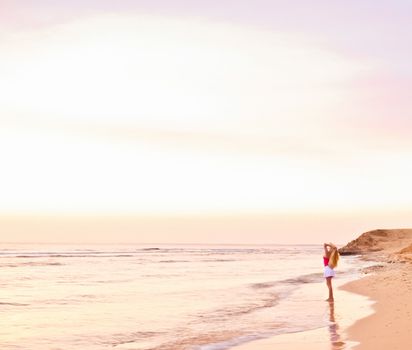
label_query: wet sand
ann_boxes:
[231,280,374,350]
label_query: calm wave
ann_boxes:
[0,244,361,350]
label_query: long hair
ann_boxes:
[328,247,340,268]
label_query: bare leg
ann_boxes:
[326,277,334,302]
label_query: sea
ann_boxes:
[0,244,367,350]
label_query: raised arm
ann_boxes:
[323,243,329,257]
[324,242,337,257]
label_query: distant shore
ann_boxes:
[231,229,412,350]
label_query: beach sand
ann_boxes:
[342,263,412,349]
[341,229,412,350]
[231,229,412,350]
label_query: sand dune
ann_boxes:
[339,228,412,258]
[398,243,412,254]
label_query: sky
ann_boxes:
[1,1,412,244]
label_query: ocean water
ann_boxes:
[0,244,362,350]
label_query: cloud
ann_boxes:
[0,13,376,156]
[2,13,411,216]
[0,14,365,130]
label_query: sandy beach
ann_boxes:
[231,229,412,350]
[341,229,412,349]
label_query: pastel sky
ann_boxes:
[1,1,412,243]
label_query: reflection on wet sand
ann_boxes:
[328,302,346,349]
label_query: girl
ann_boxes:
[323,243,339,302]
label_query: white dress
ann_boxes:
[324,265,335,278]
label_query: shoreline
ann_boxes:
[340,261,412,349]
[339,229,412,349]
[227,268,375,350]
[230,229,412,350]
